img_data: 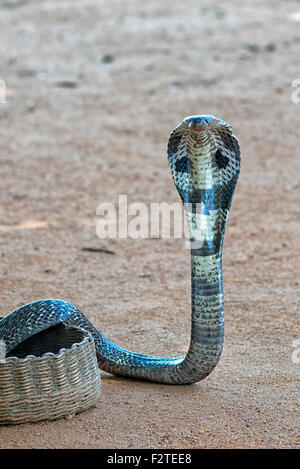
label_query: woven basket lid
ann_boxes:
[0,322,101,425]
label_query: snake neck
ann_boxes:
[184,251,224,379]
[171,190,227,382]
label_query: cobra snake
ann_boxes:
[0,115,240,385]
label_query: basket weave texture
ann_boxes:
[0,322,101,425]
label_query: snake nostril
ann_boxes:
[175,156,191,173]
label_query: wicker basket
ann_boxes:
[0,322,101,425]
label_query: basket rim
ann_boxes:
[0,322,94,366]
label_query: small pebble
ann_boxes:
[26,100,35,112]
[102,54,114,64]
[265,42,276,52]
[17,68,36,78]
[246,43,260,53]
[54,80,78,88]
[44,268,55,274]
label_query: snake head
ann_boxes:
[176,115,232,132]
[167,115,241,253]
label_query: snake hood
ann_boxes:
[168,115,240,201]
[168,115,240,256]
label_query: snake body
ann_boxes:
[0,115,240,385]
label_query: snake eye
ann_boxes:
[215,149,229,169]
[175,156,190,173]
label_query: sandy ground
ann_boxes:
[0,0,299,449]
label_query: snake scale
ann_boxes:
[0,115,240,385]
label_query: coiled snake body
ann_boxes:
[0,115,240,385]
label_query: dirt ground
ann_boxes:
[0,0,299,449]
